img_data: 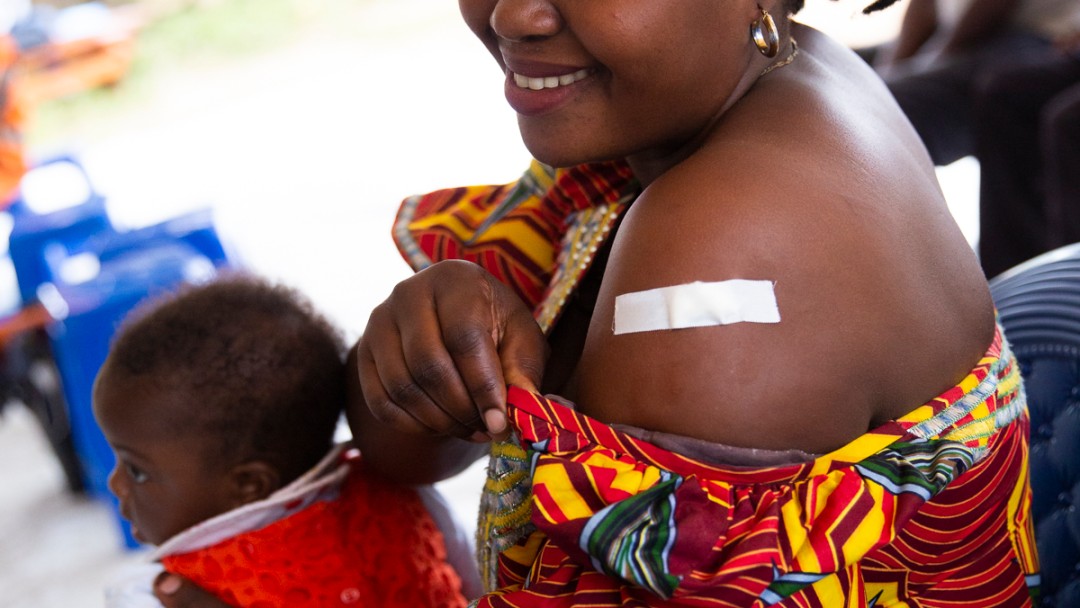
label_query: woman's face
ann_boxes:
[459,0,762,169]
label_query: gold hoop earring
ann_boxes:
[750,7,780,58]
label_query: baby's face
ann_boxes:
[92,367,237,545]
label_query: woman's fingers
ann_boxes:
[360,266,492,439]
[429,262,547,436]
[445,274,548,436]
[498,303,548,395]
[154,573,230,608]
[357,314,481,441]
[428,270,514,435]
[359,260,547,440]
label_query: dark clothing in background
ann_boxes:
[973,52,1080,278]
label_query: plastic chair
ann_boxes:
[990,242,1080,607]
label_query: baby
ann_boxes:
[93,274,479,607]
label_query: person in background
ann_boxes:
[876,0,1080,166]
[974,33,1080,277]
[94,274,479,607]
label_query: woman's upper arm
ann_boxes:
[569,168,883,453]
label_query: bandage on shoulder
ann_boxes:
[613,279,780,335]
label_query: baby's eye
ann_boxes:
[124,462,149,484]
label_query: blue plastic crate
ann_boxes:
[44,241,217,547]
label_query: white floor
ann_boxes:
[0,3,981,607]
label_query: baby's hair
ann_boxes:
[105,273,346,484]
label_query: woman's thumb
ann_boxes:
[499,322,546,394]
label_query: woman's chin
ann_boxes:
[520,141,619,170]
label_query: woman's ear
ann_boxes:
[228,461,281,507]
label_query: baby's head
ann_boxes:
[92,274,346,545]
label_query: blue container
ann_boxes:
[95,208,230,268]
[45,241,217,548]
[7,156,114,304]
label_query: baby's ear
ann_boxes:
[228,461,280,507]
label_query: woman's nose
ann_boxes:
[490,0,562,43]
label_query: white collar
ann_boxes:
[151,443,353,560]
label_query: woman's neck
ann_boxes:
[625,43,793,186]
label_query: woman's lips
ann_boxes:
[510,68,591,91]
[503,68,593,116]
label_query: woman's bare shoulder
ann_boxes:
[571,44,994,452]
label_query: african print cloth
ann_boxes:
[393,162,1040,605]
[157,447,467,608]
[472,330,1039,607]
[393,160,638,584]
[394,159,637,333]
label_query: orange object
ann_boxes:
[0,302,51,348]
[0,35,26,207]
[14,34,135,105]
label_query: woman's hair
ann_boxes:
[787,0,902,14]
[105,273,347,483]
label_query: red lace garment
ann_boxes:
[163,465,466,608]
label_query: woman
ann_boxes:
[156,0,1039,606]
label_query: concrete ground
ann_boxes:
[0,2,979,606]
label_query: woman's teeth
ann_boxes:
[512,69,591,91]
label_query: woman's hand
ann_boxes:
[153,573,229,608]
[356,260,547,442]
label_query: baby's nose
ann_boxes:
[106,466,126,498]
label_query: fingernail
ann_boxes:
[155,572,181,595]
[484,410,506,435]
[469,431,488,443]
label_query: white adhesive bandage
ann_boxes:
[613,279,780,335]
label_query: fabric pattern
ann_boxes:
[393,159,637,333]
[393,162,1040,605]
[393,160,637,589]
[161,457,467,608]
[471,331,1038,606]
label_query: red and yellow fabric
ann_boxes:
[394,160,637,333]
[393,162,1040,606]
[469,326,1038,606]
[162,461,467,608]
[394,160,638,585]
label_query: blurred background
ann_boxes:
[0,1,979,606]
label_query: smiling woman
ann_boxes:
[156,0,1039,606]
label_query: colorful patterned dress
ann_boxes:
[393,162,1041,607]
